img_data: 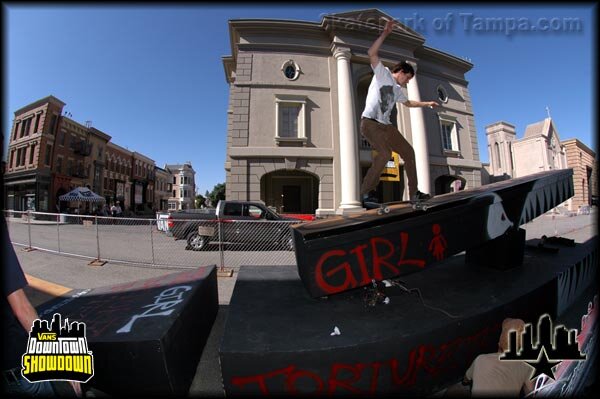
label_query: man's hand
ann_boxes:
[368,19,398,68]
[382,19,396,35]
[426,101,440,108]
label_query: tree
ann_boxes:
[195,193,206,208]
[205,183,225,207]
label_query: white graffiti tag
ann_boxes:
[116,286,192,334]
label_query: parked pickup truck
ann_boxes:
[169,200,304,251]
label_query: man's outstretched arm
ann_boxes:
[403,99,440,108]
[368,19,395,68]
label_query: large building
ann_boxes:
[4,95,163,214]
[164,163,196,210]
[485,118,568,180]
[484,117,597,212]
[105,142,132,209]
[222,9,482,216]
[6,95,71,212]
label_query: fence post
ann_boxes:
[89,215,106,266]
[150,218,156,265]
[57,213,61,253]
[217,218,233,277]
[23,210,35,251]
[219,218,224,269]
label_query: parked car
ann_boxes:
[170,200,304,251]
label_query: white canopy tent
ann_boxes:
[59,186,105,203]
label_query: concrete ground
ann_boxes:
[11,208,598,396]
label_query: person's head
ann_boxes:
[498,318,526,353]
[391,61,415,86]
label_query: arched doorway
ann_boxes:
[261,170,319,214]
[434,175,466,195]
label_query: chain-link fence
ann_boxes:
[4,210,304,270]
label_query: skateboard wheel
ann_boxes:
[421,205,429,211]
[383,207,390,214]
[377,209,384,215]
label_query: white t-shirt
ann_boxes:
[361,61,408,125]
[465,353,533,396]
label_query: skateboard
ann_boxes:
[364,199,430,215]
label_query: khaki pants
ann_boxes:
[360,118,418,197]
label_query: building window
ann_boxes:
[438,115,460,153]
[49,114,58,135]
[275,95,307,145]
[17,148,26,167]
[67,159,73,176]
[436,85,449,103]
[20,118,32,138]
[56,157,63,174]
[45,144,52,166]
[281,59,300,81]
[29,144,36,165]
[13,121,20,141]
[34,113,42,133]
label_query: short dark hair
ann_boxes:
[391,61,414,76]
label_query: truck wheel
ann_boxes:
[187,232,208,251]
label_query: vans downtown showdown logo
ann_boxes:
[21,313,94,383]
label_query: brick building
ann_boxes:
[562,138,597,211]
[3,95,160,214]
[105,142,132,209]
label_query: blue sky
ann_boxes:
[4,4,595,195]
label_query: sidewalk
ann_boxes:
[14,248,239,306]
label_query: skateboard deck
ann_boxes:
[364,199,430,214]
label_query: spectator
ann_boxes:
[463,318,534,396]
[1,217,81,397]
[111,201,123,217]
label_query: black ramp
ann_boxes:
[37,265,219,396]
[292,169,574,297]
[220,237,597,396]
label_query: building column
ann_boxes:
[406,70,431,194]
[333,47,362,213]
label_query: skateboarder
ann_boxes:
[360,19,439,206]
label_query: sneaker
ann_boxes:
[362,192,379,207]
[411,190,432,202]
